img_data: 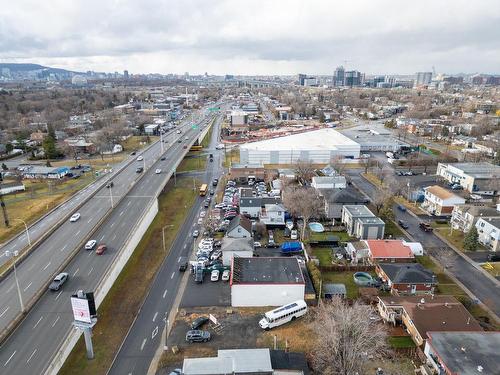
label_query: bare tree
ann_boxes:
[311,298,389,375]
[371,189,392,214]
[282,187,323,240]
[360,156,376,174]
[294,159,315,184]
[330,155,346,175]
[376,164,392,184]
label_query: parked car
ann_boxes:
[96,244,107,255]
[222,269,230,281]
[155,169,161,174]
[254,241,262,248]
[70,213,81,222]
[49,272,69,291]
[451,184,463,190]
[397,205,407,212]
[419,222,434,232]
[398,220,409,229]
[290,230,298,240]
[185,330,211,343]
[199,211,206,218]
[487,253,500,262]
[210,269,220,281]
[85,240,97,250]
[197,218,203,225]
[190,316,209,330]
[192,230,199,237]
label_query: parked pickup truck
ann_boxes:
[419,222,434,232]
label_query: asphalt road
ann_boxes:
[346,169,500,317]
[107,113,225,375]
[0,110,215,374]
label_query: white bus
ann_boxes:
[259,300,308,330]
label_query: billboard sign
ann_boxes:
[71,296,91,324]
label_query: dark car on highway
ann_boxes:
[179,257,188,272]
[49,272,69,291]
[190,316,209,330]
[135,167,143,173]
[398,219,409,229]
[397,205,407,212]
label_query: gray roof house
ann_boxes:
[226,215,253,238]
[317,187,370,219]
[240,196,282,219]
[341,205,385,240]
[376,263,436,295]
[221,237,254,266]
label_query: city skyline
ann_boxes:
[1,0,499,76]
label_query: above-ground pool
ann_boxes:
[353,272,374,286]
[308,222,325,232]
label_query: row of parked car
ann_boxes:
[192,237,230,283]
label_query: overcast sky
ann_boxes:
[0,0,498,75]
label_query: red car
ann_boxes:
[96,244,107,255]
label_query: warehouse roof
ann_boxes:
[445,162,500,179]
[231,257,304,284]
[240,128,359,151]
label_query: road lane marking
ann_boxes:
[73,268,79,277]
[119,210,124,216]
[55,291,63,300]
[88,267,94,276]
[27,263,35,271]
[171,272,175,279]
[100,235,105,241]
[152,312,158,322]
[0,307,9,318]
[162,289,168,298]
[75,230,81,236]
[23,282,32,292]
[112,234,116,241]
[178,257,181,263]
[88,251,93,258]
[4,351,16,367]
[110,222,115,228]
[60,244,68,252]
[6,284,14,293]
[151,326,158,339]
[43,261,51,271]
[87,217,93,223]
[52,315,60,327]
[32,316,43,329]
[140,338,146,351]
[183,244,187,249]
[127,201,131,207]
[26,348,37,364]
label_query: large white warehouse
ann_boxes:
[239,128,360,165]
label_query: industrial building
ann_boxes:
[340,124,410,152]
[230,257,305,307]
[239,128,360,165]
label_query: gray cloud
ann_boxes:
[0,0,498,74]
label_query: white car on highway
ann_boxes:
[136,155,144,161]
[69,213,81,222]
[155,168,161,174]
[85,240,97,250]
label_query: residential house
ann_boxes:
[436,162,500,196]
[63,138,96,155]
[422,185,466,216]
[144,124,159,135]
[182,348,310,375]
[220,237,254,266]
[311,176,347,189]
[367,240,416,263]
[341,205,385,239]
[377,295,482,346]
[229,165,270,183]
[29,131,47,144]
[226,215,253,238]
[376,263,436,295]
[259,203,286,226]
[451,204,500,232]
[424,332,500,375]
[316,187,369,220]
[475,217,500,251]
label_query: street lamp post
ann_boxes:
[5,250,25,312]
[109,185,114,208]
[14,218,31,247]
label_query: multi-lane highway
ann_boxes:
[108,113,225,375]
[0,109,214,374]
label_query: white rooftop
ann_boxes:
[240,128,359,151]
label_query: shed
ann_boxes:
[323,283,347,299]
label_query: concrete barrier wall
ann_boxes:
[44,198,159,375]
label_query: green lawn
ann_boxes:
[312,248,332,266]
[385,220,404,238]
[200,121,214,147]
[388,336,416,348]
[308,230,351,242]
[59,177,198,375]
[176,156,207,172]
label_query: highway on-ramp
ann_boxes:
[0,110,213,374]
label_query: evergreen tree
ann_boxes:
[463,226,479,251]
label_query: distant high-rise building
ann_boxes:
[297,73,307,85]
[415,72,433,86]
[123,70,129,79]
[344,70,362,87]
[333,66,345,86]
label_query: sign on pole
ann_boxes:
[71,297,92,324]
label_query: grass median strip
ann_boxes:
[176,156,206,172]
[59,176,197,375]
